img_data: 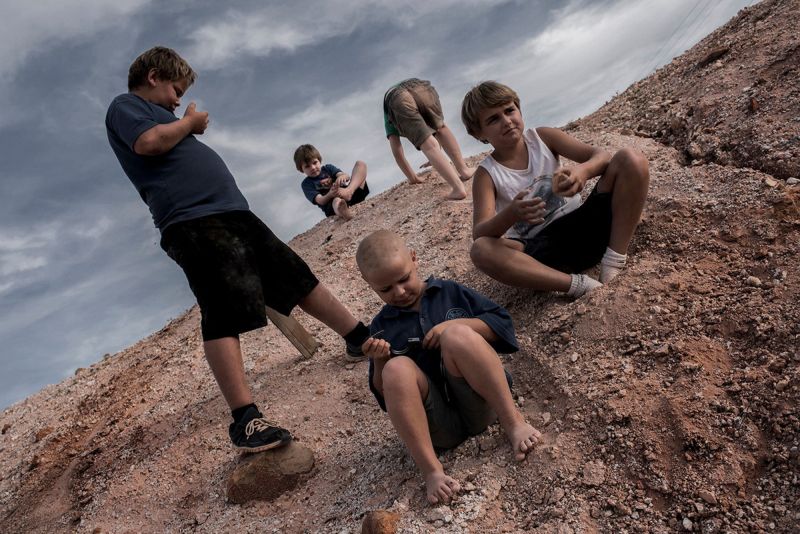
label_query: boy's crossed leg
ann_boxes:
[333,160,369,220]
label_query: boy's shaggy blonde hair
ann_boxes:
[293,144,323,172]
[461,81,521,142]
[128,46,196,91]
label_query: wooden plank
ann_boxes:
[265,307,320,359]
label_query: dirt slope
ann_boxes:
[1,1,799,532]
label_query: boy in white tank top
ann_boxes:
[461,81,649,297]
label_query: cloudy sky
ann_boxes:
[0,0,755,408]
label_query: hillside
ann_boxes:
[2,1,799,532]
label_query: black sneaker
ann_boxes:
[344,341,367,363]
[229,407,292,453]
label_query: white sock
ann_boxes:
[600,247,627,283]
[567,274,602,298]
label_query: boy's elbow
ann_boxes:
[133,133,164,156]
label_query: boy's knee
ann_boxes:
[381,356,418,388]
[354,160,367,170]
[440,323,479,352]
[614,148,649,179]
[470,237,494,270]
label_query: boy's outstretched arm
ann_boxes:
[472,167,545,239]
[388,135,422,184]
[134,102,209,156]
[537,127,611,197]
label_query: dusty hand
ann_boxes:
[362,338,391,361]
[422,323,450,350]
[183,102,209,135]
[510,190,546,225]
[553,167,586,197]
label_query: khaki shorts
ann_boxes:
[423,369,498,450]
[385,79,445,149]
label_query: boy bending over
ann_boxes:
[462,81,649,297]
[383,78,474,200]
[106,47,370,453]
[294,144,369,221]
[357,230,540,504]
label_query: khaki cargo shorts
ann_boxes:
[385,79,445,149]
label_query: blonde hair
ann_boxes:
[128,46,196,91]
[293,144,323,172]
[461,81,521,142]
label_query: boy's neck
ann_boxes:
[491,137,528,168]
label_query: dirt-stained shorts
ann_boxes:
[423,369,498,450]
[160,210,319,341]
[385,80,445,149]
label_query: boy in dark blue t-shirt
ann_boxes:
[356,230,541,505]
[105,47,372,454]
[294,144,369,220]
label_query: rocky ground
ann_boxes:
[1,1,799,532]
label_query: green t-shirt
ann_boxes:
[383,82,401,137]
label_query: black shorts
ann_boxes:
[321,182,370,217]
[160,210,319,341]
[520,188,612,273]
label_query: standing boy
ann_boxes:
[383,78,474,199]
[462,81,650,297]
[105,47,370,453]
[294,144,369,221]
[357,230,540,504]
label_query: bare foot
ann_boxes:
[425,471,461,504]
[459,167,475,181]
[506,422,541,461]
[445,188,467,201]
[333,200,353,221]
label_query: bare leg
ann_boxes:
[382,357,461,504]
[470,236,571,291]
[435,125,474,180]
[332,197,353,221]
[419,134,467,200]
[439,325,540,461]
[338,160,368,202]
[297,283,359,336]
[595,148,649,254]
[204,336,253,410]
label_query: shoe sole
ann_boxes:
[343,353,368,363]
[233,436,293,454]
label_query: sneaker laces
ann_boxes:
[245,417,280,438]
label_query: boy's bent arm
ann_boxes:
[388,135,419,183]
[537,127,611,177]
[134,103,208,156]
[472,167,517,239]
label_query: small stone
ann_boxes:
[764,177,778,188]
[787,177,799,185]
[1,423,10,434]
[775,379,790,392]
[570,352,579,363]
[746,276,762,287]
[582,460,606,486]
[682,517,693,530]
[541,412,552,426]
[362,510,400,534]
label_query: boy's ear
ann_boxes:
[146,68,160,87]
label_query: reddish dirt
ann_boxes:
[1,1,798,532]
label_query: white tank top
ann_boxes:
[478,128,581,240]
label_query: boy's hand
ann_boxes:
[553,167,587,197]
[183,102,209,135]
[422,323,450,350]
[509,190,546,225]
[362,337,391,361]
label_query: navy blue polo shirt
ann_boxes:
[367,277,518,410]
[301,164,343,205]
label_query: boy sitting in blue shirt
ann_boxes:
[294,144,369,220]
[356,230,541,505]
